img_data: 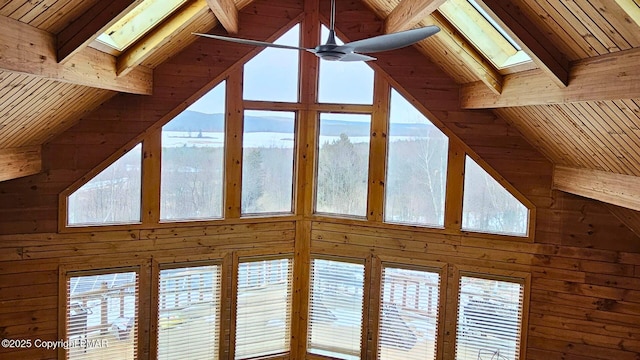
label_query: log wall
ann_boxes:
[0,0,639,359]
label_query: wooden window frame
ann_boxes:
[152,259,224,360]
[371,258,448,360]
[306,255,370,360]
[239,109,299,218]
[58,261,149,360]
[313,111,374,219]
[460,153,536,240]
[382,87,450,229]
[231,253,295,360]
[448,265,531,360]
[60,142,145,230]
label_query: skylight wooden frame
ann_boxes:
[96,0,189,53]
[437,0,532,71]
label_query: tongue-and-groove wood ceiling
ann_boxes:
[0,0,639,217]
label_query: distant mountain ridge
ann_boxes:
[164,111,439,136]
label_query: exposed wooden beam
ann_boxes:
[461,47,640,108]
[423,12,503,94]
[553,166,640,212]
[385,0,446,33]
[206,0,239,34]
[477,0,569,88]
[56,0,143,63]
[0,146,41,182]
[0,15,152,95]
[117,0,211,76]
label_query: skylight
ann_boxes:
[96,0,187,52]
[467,0,521,50]
[438,0,532,70]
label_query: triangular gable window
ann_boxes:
[243,25,301,102]
[317,26,374,104]
[67,143,142,226]
[462,156,529,236]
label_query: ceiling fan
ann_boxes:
[193,0,440,62]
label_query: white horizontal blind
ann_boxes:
[378,267,440,360]
[66,271,138,360]
[455,275,524,360]
[308,258,365,360]
[157,265,221,360]
[235,258,292,359]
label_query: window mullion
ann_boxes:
[364,256,383,360]
[444,139,465,231]
[224,69,244,219]
[141,129,161,225]
[367,72,390,223]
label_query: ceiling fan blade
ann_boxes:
[339,53,376,62]
[338,26,440,54]
[192,32,315,52]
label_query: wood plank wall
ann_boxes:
[0,0,639,359]
[0,221,296,360]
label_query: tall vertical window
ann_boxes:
[378,266,441,360]
[462,156,529,236]
[67,144,142,226]
[243,25,300,102]
[157,264,221,359]
[242,110,295,214]
[316,113,371,217]
[318,26,374,104]
[385,89,448,227]
[161,81,225,221]
[235,258,293,359]
[66,270,138,360]
[455,275,525,360]
[308,258,365,359]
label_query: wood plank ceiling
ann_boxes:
[0,0,639,217]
